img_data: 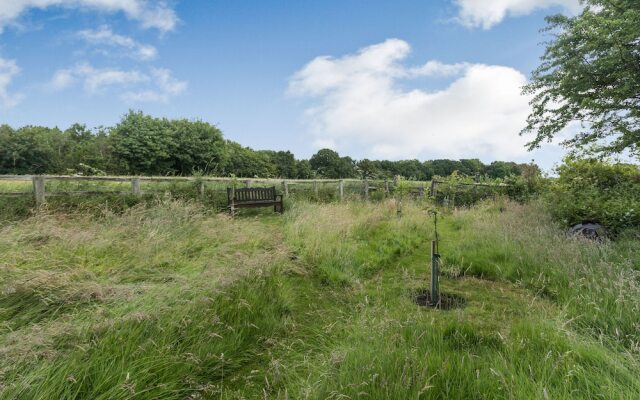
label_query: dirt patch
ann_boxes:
[413,289,465,310]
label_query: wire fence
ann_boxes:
[0,175,434,209]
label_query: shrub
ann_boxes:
[545,158,640,233]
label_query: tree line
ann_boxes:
[1,110,535,180]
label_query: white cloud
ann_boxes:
[0,0,177,33]
[78,25,157,60]
[123,68,187,103]
[0,57,23,108]
[455,0,582,29]
[289,39,534,161]
[50,63,186,102]
[50,62,147,92]
[408,60,470,77]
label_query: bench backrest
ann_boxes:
[227,186,276,202]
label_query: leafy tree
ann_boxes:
[62,124,113,174]
[459,159,485,177]
[422,161,435,180]
[309,149,356,178]
[431,159,463,177]
[172,119,227,175]
[0,125,18,174]
[373,160,399,178]
[110,111,176,174]
[356,159,379,179]
[522,0,640,158]
[110,111,226,175]
[395,159,428,180]
[295,159,313,179]
[0,125,66,174]
[262,150,297,178]
[223,142,276,178]
[485,161,520,179]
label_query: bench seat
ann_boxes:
[227,186,284,214]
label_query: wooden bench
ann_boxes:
[227,186,284,215]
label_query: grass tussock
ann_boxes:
[1,198,639,399]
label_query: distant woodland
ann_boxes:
[1,110,535,179]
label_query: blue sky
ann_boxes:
[0,0,582,170]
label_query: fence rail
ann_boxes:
[0,175,433,205]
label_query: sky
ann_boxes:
[0,0,584,171]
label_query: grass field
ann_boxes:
[1,198,639,399]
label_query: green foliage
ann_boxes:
[221,141,276,177]
[433,168,542,207]
[294,159,313,179]
[544,158,640,232]
[0,125,66,174]
[260,150,297,178]
[391,159,428,180]
[110,111,227,175]
[523,0,640,157]
[1,112,537,180]
[356,158,379,179]
[485,160,523,179]
[0,124,114,175]
[309,148,357,178]
[62,124,113,174]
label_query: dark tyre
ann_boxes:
[569,221,608,241]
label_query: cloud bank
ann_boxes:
[289,39,534,160]
[0,0,177,33]
[455,0,582,29]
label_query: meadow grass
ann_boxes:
[0,198,638,399]
[440,200,640,352]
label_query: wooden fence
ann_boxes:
[0,175,435,206]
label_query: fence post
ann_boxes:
[419,185,425,198]
[283,180,289,197]
[313,180,318,198]
[384,180,390,197]
[339,180,344,201]
[131,178,141,196]
[430,180,438,197]
[199,181,205,199]
[363,179,369,201]
[230,186,235,217]
[32,176,45,205]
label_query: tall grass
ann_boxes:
[264,200,640,399]
[1,198,639,398]
[0,199,290,398]
[284,200,432,285]
[441,200,640,353]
